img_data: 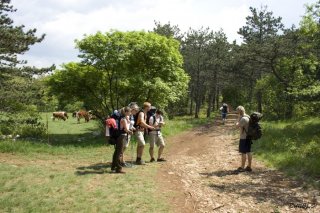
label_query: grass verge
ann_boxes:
[252,117,320,189]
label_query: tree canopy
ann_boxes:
[47,30,189,119]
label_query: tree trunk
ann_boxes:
[190,86,194,115]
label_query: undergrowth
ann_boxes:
[253,117,320,189]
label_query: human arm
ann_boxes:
[122,118,133,135]
[139,112,155,130]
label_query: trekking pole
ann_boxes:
[131,132,135,168]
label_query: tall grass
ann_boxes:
[253,117,320,188]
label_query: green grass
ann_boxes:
[0,110,219,212]
[252,117,320,188]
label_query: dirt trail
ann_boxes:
[156,111,319,213]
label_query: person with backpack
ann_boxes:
[134,102,156,165]
[111,107,133,173]
[235,105,252,172]
[121,104,139,167]
[219,103,229,125]
[148,109,167,162]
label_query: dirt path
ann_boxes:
[156,111,319,213]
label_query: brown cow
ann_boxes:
[72,111,77,118]
[53,112,66,121]
[77,110,90,123]
[63,112,69,119]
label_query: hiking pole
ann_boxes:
[131,131,135,168]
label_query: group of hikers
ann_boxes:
[108,101,259,174]
[108,102,167,174]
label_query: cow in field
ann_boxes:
[77,110,90,123]
[72,111,77,118]
[63,112,69,119]
[53,112,66,121]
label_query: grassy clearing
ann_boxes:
[0,111,218,212]
[253,117,320,189]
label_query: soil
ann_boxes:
[155,110,320,213]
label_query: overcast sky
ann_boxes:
[8,0,316,70]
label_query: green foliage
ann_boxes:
[253,117,320,184]
[47,30,189,120]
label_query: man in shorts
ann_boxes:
[148,109,167,162]
[235,105,252,172]
[134,102,155,165]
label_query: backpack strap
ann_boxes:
[241,115,250,134]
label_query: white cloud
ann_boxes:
[8,0,313,69]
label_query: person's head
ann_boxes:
[130,104,139,115]
[155,109,163,118]
[143,102,151,111]
[236,106,245,116]
[121,106,131,117]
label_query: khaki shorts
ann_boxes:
[123,134,132,147]
[149,132,165,148]
[136,131,145,146]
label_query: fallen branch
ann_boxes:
[213,204,224,211]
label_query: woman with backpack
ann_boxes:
[111,106,133,174]
[121,104,139,167]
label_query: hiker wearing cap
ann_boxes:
[134,102,155,165]
[148,109,167,162]
[235,106,252,172]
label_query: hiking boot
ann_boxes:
[136,160,146,165]
[236,167,246,172]
[245,166,252,172]
[150,158,155,162]
[121,162,129,167]
[157,158,167,162]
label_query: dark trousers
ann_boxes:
[111,135,125,172]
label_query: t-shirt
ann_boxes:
[128,115,134,130]
[149,116,163,135]
[238,114,249,139]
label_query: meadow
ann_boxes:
[0,111,219,213]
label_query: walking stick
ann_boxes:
[131,132,136,168]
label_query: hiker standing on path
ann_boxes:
[121,104,139,167]
[220,103,229,125]
[111,107,133,173]
[148,109,167,163]
[134,102,155,165]
[235,105,252,172]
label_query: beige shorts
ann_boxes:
[136,131,145,146]
[149,132,165,148]
[123,134,132,147]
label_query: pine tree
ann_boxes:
[0,0,55,135]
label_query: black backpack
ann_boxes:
[222,105,228,113]
[244,112,263,140]
[108,113,125,145]
[146,107,157,134]
[133,109,144,129]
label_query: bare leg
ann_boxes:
[137,145,145,158]
[158,146,164,159]
[247,152,252,167]
[149,147,154,159]
[241,153,246,168]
